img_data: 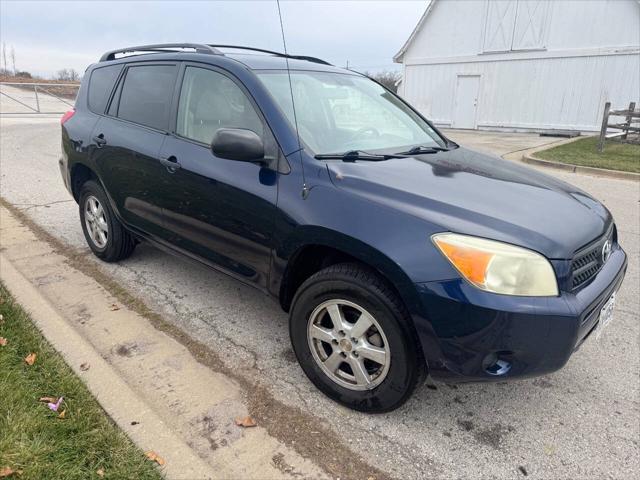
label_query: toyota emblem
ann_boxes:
[602,239,612,263]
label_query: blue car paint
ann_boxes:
[60,51,627,383]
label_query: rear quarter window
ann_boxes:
[116,65,177,131]
[87,65,123,114]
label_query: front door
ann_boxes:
[452,75,480,129]
[158,64,278,289]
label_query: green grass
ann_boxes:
[534,136,640,173]
[0,285,162,480]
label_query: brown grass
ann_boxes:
[0,75,79,100]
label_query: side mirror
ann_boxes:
[211,128,265,163]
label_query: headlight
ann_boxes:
[432,233,559,296]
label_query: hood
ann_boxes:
[326,147,611,259]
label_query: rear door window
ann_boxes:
[117,64,177,131]
[176,66,263,145]
[88,65,123,114]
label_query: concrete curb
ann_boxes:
[0,253,215,479]
[516,136,639,181]
[521,154,640,181]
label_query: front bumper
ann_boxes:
[413,245,627,382]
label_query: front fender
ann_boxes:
[270,177,456,315]
[277,224,421,307]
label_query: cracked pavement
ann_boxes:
[1,117,638,479]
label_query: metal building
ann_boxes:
[394,0,640,132]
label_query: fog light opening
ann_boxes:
[483,352,512,376]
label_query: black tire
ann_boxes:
[289,263,426,412]
[79,180,136,262]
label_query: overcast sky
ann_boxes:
[0,0,427,78]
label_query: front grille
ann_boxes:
[570,225,614,290]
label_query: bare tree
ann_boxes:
[56,68,80,82]
[10,45,16,74]
[56,69,69,81]
[364,70,402,93]
[1,43,6,74]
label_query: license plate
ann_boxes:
[595,293,616,340]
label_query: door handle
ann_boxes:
[159,155,181,172]
[92,134,107,147]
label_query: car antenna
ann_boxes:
[276,0,309,199]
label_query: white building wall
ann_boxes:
[403,52,639,131]
[398,0,640,132]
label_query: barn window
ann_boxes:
[483,0,548,52]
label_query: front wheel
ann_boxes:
[289,263,426,412]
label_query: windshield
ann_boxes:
[256,70,446,155]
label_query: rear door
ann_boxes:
[91,62,178,239]
[157,63,279,288]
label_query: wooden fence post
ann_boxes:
[598,102,611,153]
[622,101,636,140]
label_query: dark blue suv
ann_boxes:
[59,44,627,412]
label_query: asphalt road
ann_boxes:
[1,117,638,479]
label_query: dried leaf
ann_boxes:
[0,467,21,478]
[144,451,165,466]
[0,337,7,347]
[80,362,90,371]
[24,353,36,366]
[58,409,66,419]
[109,304,120,311]
[39,396,58,403]
[96,468,105,478]
[234,415,257,428]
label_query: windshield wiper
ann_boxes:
[396,145,450,155]
[314,150,404,161]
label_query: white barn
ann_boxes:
[394,0,640,132]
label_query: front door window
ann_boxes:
[176,66,264,145]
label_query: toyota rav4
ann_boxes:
[59,44,627,412]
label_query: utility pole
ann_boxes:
[346,59,349,70]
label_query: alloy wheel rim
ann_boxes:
[84,195,108,248]
[307,299,390,391]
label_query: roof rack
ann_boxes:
[99,43,222,62]
[99,43,333,66]
[207,45,332,66]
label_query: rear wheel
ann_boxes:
[289,263,426,412]
[79,180,136,262]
